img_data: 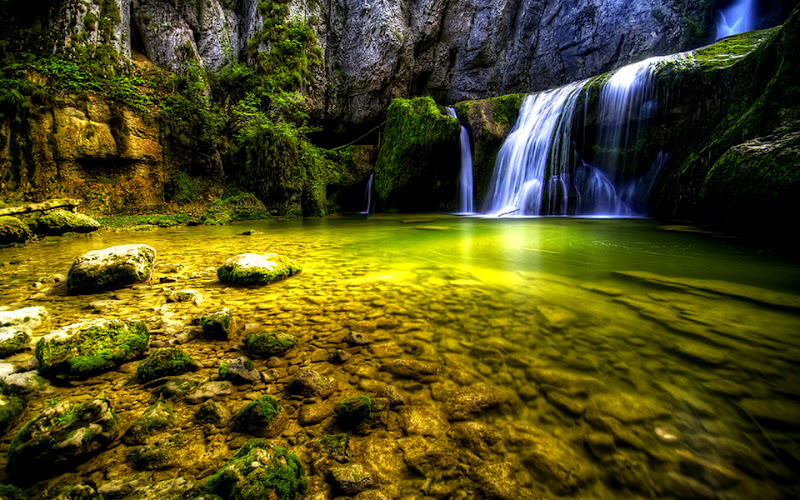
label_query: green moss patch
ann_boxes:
[243,331,297,358]
[200,308,235,339]
[233,395,282,435]
[124,401,175,445]
[0,394,26,436]
[217,253,301,286]
[32,209,100,236]
[136,347,197,382]
[35,319,149,379]
[205,438,307,500]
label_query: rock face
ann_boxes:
[67,244,157,294]
[35,318,149,378]
[217,253,301,286]
[7,398,122,484]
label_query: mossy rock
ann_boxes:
[243,332,297,358]
[32,209,100,236]
[219,356,260,384]
[201,192,269,225]
[206,439,307,500]
[193,400,229,427]
[200,308,236,339]
[374,97,461,211]
[136,347,197,382]
[0,327,31,358]
[123,401,175,445]
[127,437,178,471]
[67,244,157,294]
[233,395,283,436]
[335,396,387,432]
[0,394,26,435]
[7,398,121,484]
[0,216,32,245]
[35,319,149,379]
[217,253,301,286]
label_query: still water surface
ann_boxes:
[1,214,799,499]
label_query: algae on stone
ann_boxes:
[136,347,197,382]
[35,319,149,379]
[0,327,31,357]
[0,216,32,245]
[243,331,297,358]
[32,209,100,236]
[67,244,157,294]
[200,308,236,339]
[217,253,301,286]
[0,393,26,435]
[233,395,283,436]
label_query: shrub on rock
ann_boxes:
[67,244,157,294]
[217,253,301,286]
[32,209,100,235]
[136,347,197,382]
[243,331,297,358]
[7,398,121,484]
[206,439,307,500]
[35,319,149,379]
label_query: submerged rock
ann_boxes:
[124,401,175,445]
[0,306,49,330]
[233,395,285,436]
[445,384,517,421]
[7,398,121,484]
[32,209,100,236]
[35,319,149,379]
[166,289,204,305]
[136,347,197,382]
[244,331,297,358]
[586,392,669,423]
[200,308,236,339]
[206,439,307,500]
[0,327,31,357]
[219,356,260,384]
[331,463,374,495]
[67,244,157,294]
[0,216,32,244]
[381,359,443,380]
[217,253,301,285]
[287,369,336,398]
[186,381,234,404]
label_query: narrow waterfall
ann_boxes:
[716,0,757,40]
[481,55,676,217]
[481,82,585,216]
[446,108,474,214]
[359,173,373,214]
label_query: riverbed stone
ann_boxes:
[124,401,175,445]
[0,216,32,244]
[166,289,204,305]
[67,244,157,294]
[287,369,336,398]
[403,406,449,436]
[233,395,286,436]
[2,371,49,395]
[738,398,800,429]
[381,359,442,380]
[472,462,523,500]
[35,318,149,379]
[398,435,458,476]
[186,381,234,404]
[244,331,297,358]
[445,384,516,421]
[0,327,31,357]
[217,253,301,286]
[219,356,260,384]
[299,401,336,426]
[586,392,669,423]
[0,306,48,330]
[136,347,197,382]
[206,439,307,500]
[200,308,236,339]
[7,398,121,484]
[0,393,26,434]
[32,209,100,235]
[331,463,373,495]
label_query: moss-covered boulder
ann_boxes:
[233,395,284,436]
[193,400,230,427]
[123,401,175,445]
[217,253,301,286]
[206,439,307,500]
[0,327,31,357]
[0,306,48,330]
[67,244,157,294]
[335,396,387,432]
[35,319,149,379]
[7,398,121,484]
[136,347,197,382]
[0,393,26,435]
[219,356,260,384]
[0,216,32,244]
[243,331,297,358]
[32,209,100,236]
[374,97,461,211]
[200,308,236,339]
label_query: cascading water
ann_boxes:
[446,108,474,214]
[716,0,757,40]
[481,55,677,217]
[359,173,373,214]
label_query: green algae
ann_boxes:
[243,331,297,358]
[233,395,281,435]
[335,396,373,428]
[135,347,197,382]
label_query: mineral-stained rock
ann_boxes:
[219,356,260,384]
[217,253,301,286]
[136,347,198,382]
[331,463,373,495]
[67,244,157,294]
[206,439,307,500]
[7,398,122,484]
[32,209,100,236]
[35,318,149,379]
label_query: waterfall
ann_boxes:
[481,55,677,217]
[716,0,757,40]
[359,173,373,214]
[481,82,585,216]
[446,108,474,214]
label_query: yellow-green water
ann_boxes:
[1,214,799,499]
